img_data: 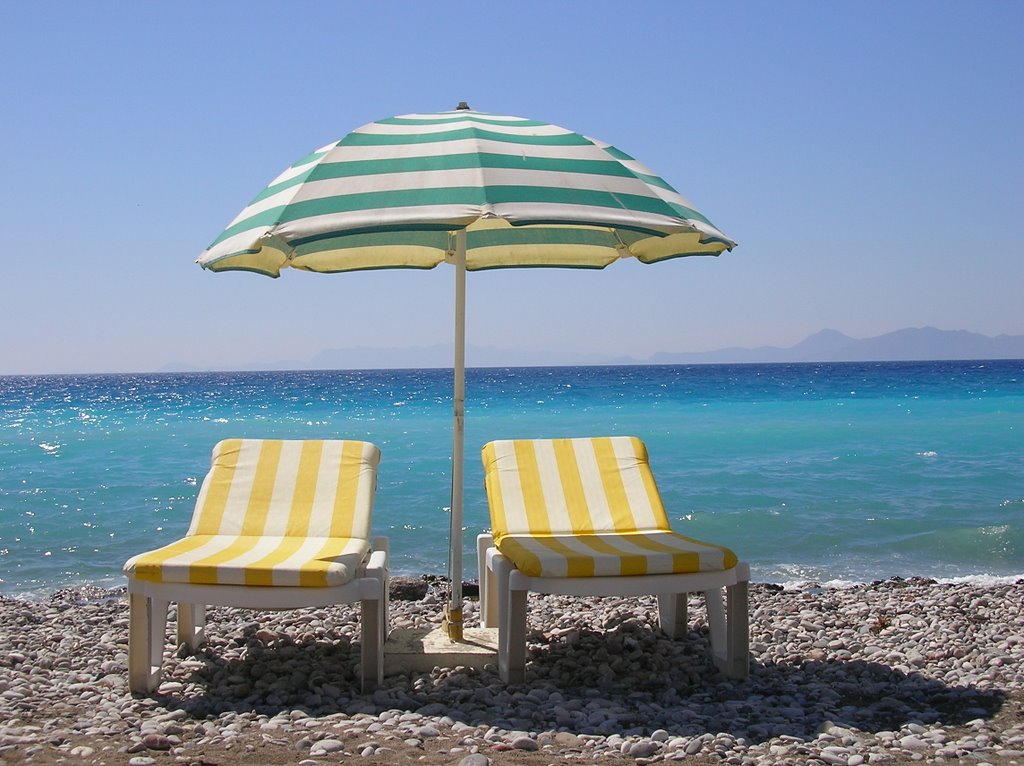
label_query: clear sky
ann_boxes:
[3,1,1021,374]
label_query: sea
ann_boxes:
[1,361,1022,599]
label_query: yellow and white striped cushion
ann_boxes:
[482,437,737,578]
[124,439,380,587]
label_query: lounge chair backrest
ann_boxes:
[187,439,380,539]
[482,436,672,542]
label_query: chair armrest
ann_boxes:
[366,547,388,574]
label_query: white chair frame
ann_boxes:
[127,538,389,694]
[477,533,749,684]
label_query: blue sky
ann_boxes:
[3,1,1021,374]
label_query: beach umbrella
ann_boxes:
[198,104,736,639]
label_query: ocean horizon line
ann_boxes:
[3,355,1023,380]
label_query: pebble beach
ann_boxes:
[1,577,1022,766]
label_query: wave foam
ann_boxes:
[774,572,1024,591]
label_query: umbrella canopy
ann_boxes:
[198,104,736,637]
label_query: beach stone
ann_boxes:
[458,755,490,766]
[390,577,429,600]
[898,735,928,749]
[142,734,173,750]
[629,740,660,757]
[555,732,583,747]
[511,735,538,751]
[817,751,847,766]
[310,738,344,754]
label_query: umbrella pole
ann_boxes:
[446,229,467,640]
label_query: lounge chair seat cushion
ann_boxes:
[124,438,380,588]
[483,436,737,578]
[495,530,736,578]
[124,535,370,587]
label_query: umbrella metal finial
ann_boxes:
[455,101,471,111]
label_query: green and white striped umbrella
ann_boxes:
[198,104,736,636]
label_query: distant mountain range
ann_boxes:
[637,327,1024,365]
[162,327,1024,372]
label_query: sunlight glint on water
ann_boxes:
[1,361,1021,597]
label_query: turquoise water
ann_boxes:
[1,361,1021,597]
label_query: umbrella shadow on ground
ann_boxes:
[156,616,1006,746]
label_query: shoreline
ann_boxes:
[5,569,1024,604]
[1,577,1022,765]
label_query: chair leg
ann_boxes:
[360,595,382,693]
[483,572,499,631]
[657,592,688,638]
[505,586,527,684]
[722,579,750,679]
[128,592,150,693]
[493,554,508,672]
[704,588,727,665]
[128,592,168,693]
[149,597,169,686]
[478,535,498,629]
[706,582,750,680]
[480,539,499,630]
[372,537,390,644]
[176,602,206,650]
[493,553,526,683]
[381,576,390,648]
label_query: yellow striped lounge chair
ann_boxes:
[477,436,749,683]
[123,438,388,694]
